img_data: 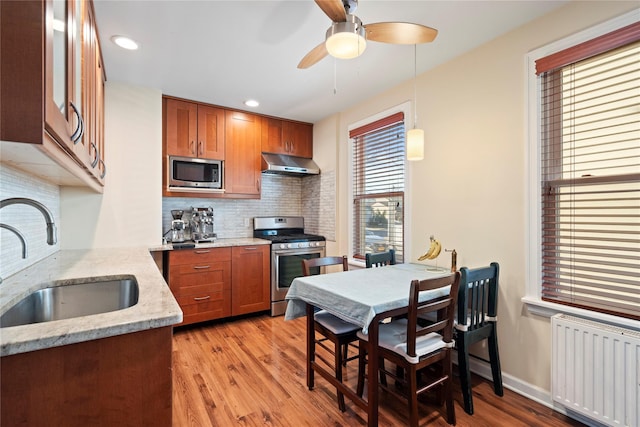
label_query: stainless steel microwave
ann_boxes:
[169,156,222,189]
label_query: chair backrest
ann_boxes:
[457,262,499,332]
[365,249,396,268]
[302,256,349,276]
[406,272,460,358]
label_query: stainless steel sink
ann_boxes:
[0,277,139,328]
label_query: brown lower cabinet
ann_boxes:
[1,327,173,427]
[231,245,270,315]
[168,245,269,326]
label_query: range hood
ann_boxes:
[261,153,320,176]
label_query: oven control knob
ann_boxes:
[280,244,286,249]
[287,243,293,249]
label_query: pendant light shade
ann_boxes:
[407,128,424,161]
[407,44,424,161]
[325,15,367,59]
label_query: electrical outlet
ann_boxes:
[244,218,250,227]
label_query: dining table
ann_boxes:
[284,262,452,427]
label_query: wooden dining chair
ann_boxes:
[455,262,503,415]
[356,272,460,426]
[302,255,360,412]
[365,249,396,268]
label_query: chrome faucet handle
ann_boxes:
[0,223,28,258]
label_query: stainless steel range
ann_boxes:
[253,216,326,316]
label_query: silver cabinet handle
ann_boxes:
[193,296,210,301]
[70,102,84,143]
[199,141,203,156]
[244,247,257,250]
[190,140,195,155]
[90,143,99,168]
[194,250,211,254]
[98,159,106,179]
[193,265,210,269]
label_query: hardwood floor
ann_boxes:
[172,313,585,427]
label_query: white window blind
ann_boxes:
[350,112,405,261]
[536,26,640,320]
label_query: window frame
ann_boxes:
[347,102,413,266]
[523,9,639,329]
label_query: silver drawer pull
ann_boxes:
[244,247,257,250]
[193,296,210,301]
[193,265,210,269]
[194,250,211,254]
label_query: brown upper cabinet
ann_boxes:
[164,98,225,160]
[225,111,262,196]
[262,118,313,158]
[0,0,106,191]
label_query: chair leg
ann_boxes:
[408,365,419,427]
[488,324,504,397]
[444,354,456,425]
[335,340,346,412]
[457,334,474,415]
[342,343,349,366]
[357,341,367,397]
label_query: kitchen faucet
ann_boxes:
[0,223,27,258]
[0,198,57,245]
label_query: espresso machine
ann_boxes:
[190,206,216,242]
[169,210,186,243]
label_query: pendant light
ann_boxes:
[407,44,424,161]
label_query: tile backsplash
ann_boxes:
[0,164,60,280]
[163,172,336,241]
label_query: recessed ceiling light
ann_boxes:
[111,35,139,50]
[244,99,260,108]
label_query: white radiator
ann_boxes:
[551,314,640,427]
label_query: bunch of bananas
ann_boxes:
[418,235,442,261]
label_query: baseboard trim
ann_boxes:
[453,351,604,427]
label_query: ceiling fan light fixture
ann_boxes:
[325,16,366,59]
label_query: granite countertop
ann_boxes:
[0,247,183,357]
[149,237,271,252]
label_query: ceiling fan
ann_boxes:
[298,0,438,69]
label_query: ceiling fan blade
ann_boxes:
[365,22,438,44]
[315,0,346,22]
[298,42,329,69]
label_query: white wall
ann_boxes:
[313,0,637,395]
[60,82,163,248]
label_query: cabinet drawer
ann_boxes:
[169,261,231,296]
[178,290,231,325]
[169,247,231,265]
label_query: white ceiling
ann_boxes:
[94,0,568,124]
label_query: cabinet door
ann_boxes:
[45,0,78,152]
[95,51,106,181]
[231,245,270,315]
[282,121,313,158]
[82,1,104,181]
[261,117,285,155]
[197,105,225,159]
[225,111,261,195]
[165,99,198,157]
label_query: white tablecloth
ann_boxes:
[284,263,451,334]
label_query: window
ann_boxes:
[534,22,640,320]
[350,112,405,262]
